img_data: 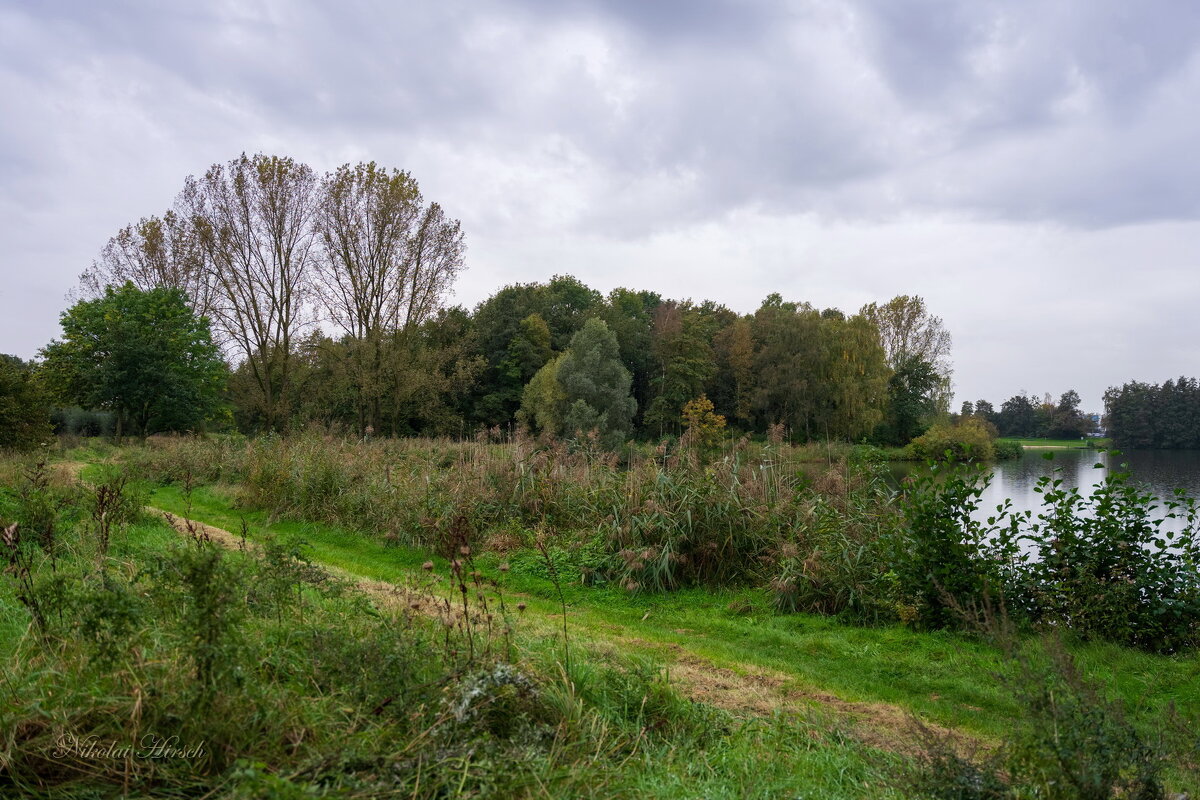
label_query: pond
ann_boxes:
[974,448,1200,533]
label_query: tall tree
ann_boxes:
[874,357,940,445]
[188,154,319,432]
[555,318,637,449]
[996,393,1039,437]
[315,162,464,431]
[712,316,755,427]
[815,312,890,441]
[859,295,953,412]
[644,302,717,435]
[79,209,214,318]
[40,284,226,438]
[470,276,602,426]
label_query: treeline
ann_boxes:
[42,152,958,446]
[956,390,1096,439]
[1105,377,1200,449]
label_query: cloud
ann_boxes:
[0,0,1197,409]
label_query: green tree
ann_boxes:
[41,284,227,438]
[644,303,718,435]
[874,357,940,446]
[0,356,52,450]
[518,354,567,436]
[996,393,1039,438]
[555,318,636,449]
[470,276,602,426]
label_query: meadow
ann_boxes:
[1,433,1197,798]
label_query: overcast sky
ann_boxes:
[3,0,1199,412]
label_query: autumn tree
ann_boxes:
[859,295,953,412]
[712,316,755,427]
[315,162,465,431]
[644,302,718,435]
[79,208,214,318]
[187,154,319,432]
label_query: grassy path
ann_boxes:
[143,481,1200,753]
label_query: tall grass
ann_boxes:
[0,455,903,798]
[123,433,900,603]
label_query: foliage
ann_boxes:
[556,318,637,449]
[40,283,227,437]
[907,417,998,461]
[898,461,1016,629]
[874,355,940,446]
[859,295,953,413]
[518,353,566,436]
[680,393,726,449]
[1011,457,1200,652]
[50,406,117,438]
[1106,376,1200,449]
[0,355,51,451]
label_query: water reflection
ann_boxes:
[975,449,1200,531]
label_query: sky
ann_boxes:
[2,0,1199,413]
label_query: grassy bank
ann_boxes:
[1001,437,1111,449]
[2,439,1198,797]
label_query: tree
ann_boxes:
[315,162,465,431]
[470,276,603,426]
[40,284,226,437]
[0,356,52,450]
[554,318,636,449]
[1045,389,1091,439]
[996,393,1039,437]
[712,316,755,427]
[644,302,717,435]
[518,354,566,436]
[188,154,319,432]
[1105,377,1200,449]
[874,356,940,445]
[859,295,953,412]
[681,394,726,449]
[79,209,214,318]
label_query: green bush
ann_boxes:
[908,417,997,461]
[1013,458,1200,653]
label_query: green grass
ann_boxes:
[1000,437,1111,449]
[147,482,1200,746]
[0,482,910,798]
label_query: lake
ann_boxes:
[975,448,1200,532]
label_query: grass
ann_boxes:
[1001,436,1111,449]
[2,460,913,798]
[7,440,1197,797]
[146,480,1200,746]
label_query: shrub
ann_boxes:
[898,462,1019,630]
[1014,458,1200,653]
[908,417,997,461]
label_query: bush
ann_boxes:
[908,417,997,461]
[50,406,117,438]
[0,356,52,450]
[898,462,1018,629]
[1013,457,1200,653]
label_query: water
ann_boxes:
[975,448,1200,532]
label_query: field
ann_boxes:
[1000,437,1111,449]
[1,435,1197,798]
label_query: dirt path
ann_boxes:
[151,505,982,757]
